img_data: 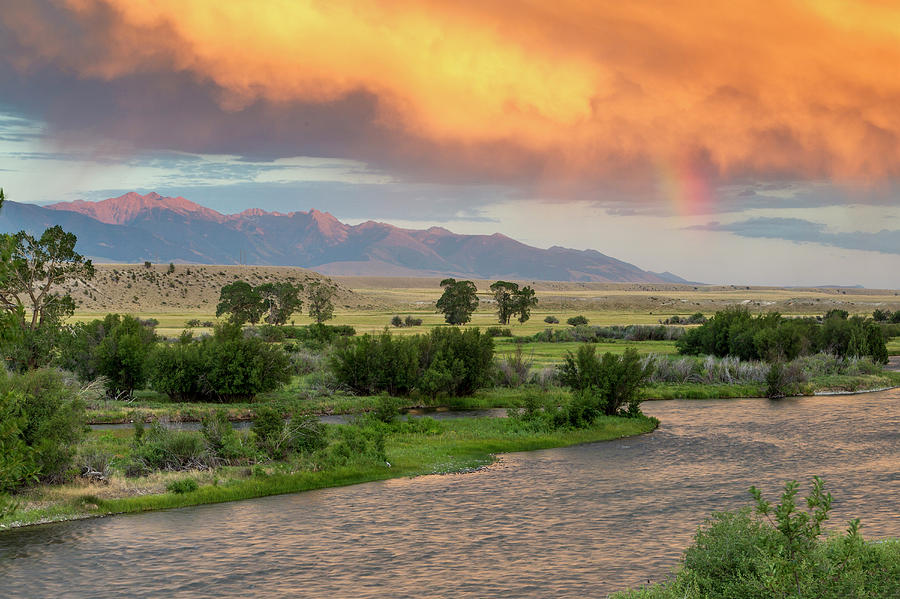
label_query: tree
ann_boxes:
[0,226,94,331]
[512,285,538,323]
[216,281,263,325]
[307,280,336,324]
[488,281,537,324]
[489,281,519,324]
[257,281,303,325]
[436,278,479,325]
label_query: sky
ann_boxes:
[0,0,898,288]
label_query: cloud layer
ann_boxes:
[692,217,900,255]
[4,0,900,189]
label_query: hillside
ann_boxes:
[61,264,359,314]
[0,192,688,283]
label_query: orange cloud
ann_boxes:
[7,0,900,183]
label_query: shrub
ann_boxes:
[58,314,158,398]
[484,326,512,337]
[185,319,201,328]
[329,327,494,397]
[166,478,199,494]
[0,369,85,489]
[544,315,559,324]
[78,445,112,482]
[558,346,653,418]
[390,315,403,327]
[677,307,888,363]
[200,410,243,461]
[148,324,292,402]
[373,394,401,423]
[252,406,325,459]
[495,345,532,387]
[317,424,387,468]
[128,423,212,475]
[403,315,423,327]
[566,315,589,327]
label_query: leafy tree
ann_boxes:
[216,281,263,325]
[307,280,336,324]
[436,278,479,325]
[489,281,519,324]
[257,281,303,325]
[0,222,94,370]
[511,285,538,323]
[0,225,94,331]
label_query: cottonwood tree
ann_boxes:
[258,281,303,325]
[216,281,263,325]
[489,281,538,324]
[436,278,479,325]
[0,225,94,331]
[307,280,336,324]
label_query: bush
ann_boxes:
[676,307,888,363]
[128,422,212,475]
[316,423,387,468]
[58,314,158,398]
[544,315,559,324]
[484,326,512,337]
[329,327,494,397]
[495,345,532,387]
[200,410,244,461]
[558,346,653,418]
[567,315,589,327]
[148,324,292,402]
[614,477,900,599]
[373,394,401,423]
[166,478,199,494]
[404,315,423,327]
[0,369,85,489]
[390,315,403,327]
[252,406,325,459]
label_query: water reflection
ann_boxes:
[3,390,899,597]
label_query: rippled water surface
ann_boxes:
[3,390,899,597]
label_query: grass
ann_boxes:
[494,338,679,367]
[0,415,657,530]
[888,336,900,356]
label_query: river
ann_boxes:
[2,389,899,597]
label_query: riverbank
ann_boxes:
[81,371,900,424]
[0,415,658,531]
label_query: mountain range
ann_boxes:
[0,192,687,283]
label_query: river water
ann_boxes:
[2,389,899,598]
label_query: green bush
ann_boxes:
[613,477,900,599]
[567,315,589,326]
[58,314,158,398]
[252,406,325,459]
[677,307,888,363]
[558,346,653,418]
[0,369,85,489]
[166,478,199,494]
[148,324,291,402]
[316,424,387,468]
[544,315,559,324]
[127,422,212,475]
[329,327,493,397]
[200,410,244,461]
[390,315,403,327]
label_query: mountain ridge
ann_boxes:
[0,192,689,283]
